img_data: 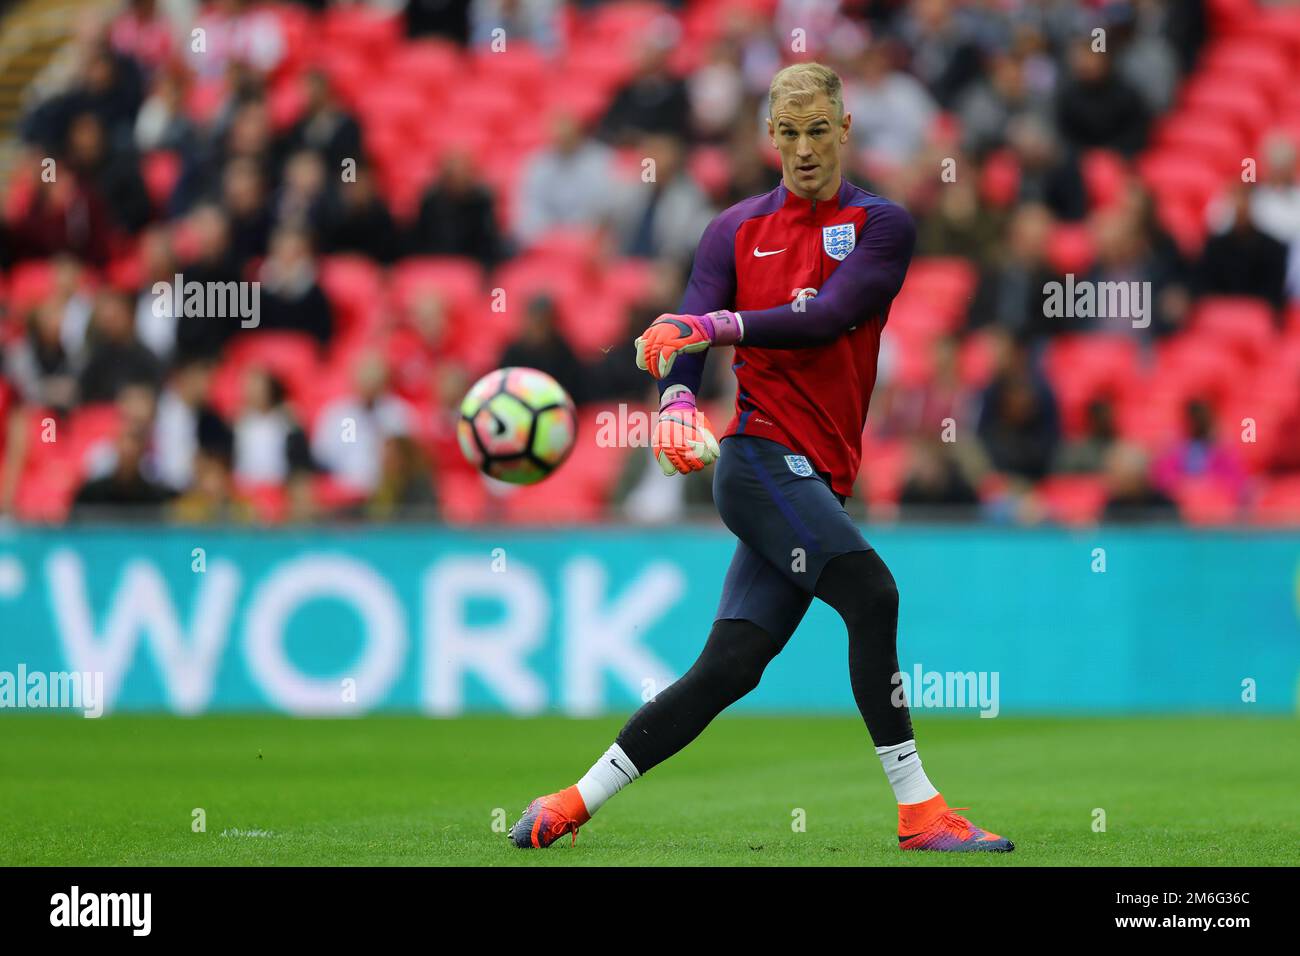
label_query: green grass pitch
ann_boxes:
[1,714,1296,866]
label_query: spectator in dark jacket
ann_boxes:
[65,110,151,233]
[78,290,161,403]
[1195,185,1290,309]
[598,31,691,144]
[1056,37,1149,156]
[325,165,400,263]
[497,295,587,405]
[73,424,172,517]
[283,70,362,174]
[173,204,243,361]
[408,150,505,265]
[899,439,980,516]
[22,44,143,155]
[255,226,334,346]
[976,336,1060,483]
[221,156,274,268]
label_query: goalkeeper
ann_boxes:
[510,63,1013,854]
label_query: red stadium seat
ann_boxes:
[471,45,553,103]
[524,228,606,269]
[1043,335,1140,435]
[494,256,584,312]
[439,469,492,524]
[312,473,369,511]
[390,257,484,317]
[1152,114,1246,172]
[979,149,1020,208]
[1252,475,1300,525]
[141,151,181,212]
[386,39,462,96]
[1150,334,1245,410]
[6,261,56,314]
[494,411,627,524]
[312,48,371,109]
[589,0,676,52]
[554,290,625,358]
[9,404,109,521]
[1154,196,1208,256]
[268,73,307,131]
[1045,223,1096,275]
[1189,296,1278,366]
[957,331,999,389]
[688,145,733,201]
[1036,475,1107,526]
[901,257,978,315]
[1215,5,1300,58]
[1199,42,1292,96]
[858,438,908,506]
[317,254,386,341]
[1137,151,1224,214]
[209,333,322,420]
[236,481,289,524]
[106,246,143,292]
[1080,149,1129,210]
[602,258,658,307]
[1172,475,1242,525]
[66,403,121,468]
[183,78,226,127]
[1180,79,1274,139]
[320,5,402,58]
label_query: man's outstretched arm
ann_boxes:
[636,202,915,377]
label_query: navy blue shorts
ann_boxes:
[712,434,871,642]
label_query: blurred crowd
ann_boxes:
[1,0,1298,525]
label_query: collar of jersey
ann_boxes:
[778,179,848,219]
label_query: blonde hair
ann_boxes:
[768,62,844,120]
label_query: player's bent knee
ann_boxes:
[696,618,782,701]
[819,550,898,627]
[861,559,899,617]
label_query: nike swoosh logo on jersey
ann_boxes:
[897,751,916,762]
[753,246,786,258]
[610,758,633,783]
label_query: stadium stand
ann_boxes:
[1,0,1299,526]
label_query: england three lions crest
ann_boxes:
[822,222,856,261]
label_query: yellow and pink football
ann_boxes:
[457,367,577,484]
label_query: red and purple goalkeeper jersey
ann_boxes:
[664,179,916,497]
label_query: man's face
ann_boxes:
[768,92,850,201]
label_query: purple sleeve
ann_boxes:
[658,213,737,400]
[737,202,915,349]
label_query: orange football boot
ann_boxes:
[508,785,591,849]
[897,793,1014,852]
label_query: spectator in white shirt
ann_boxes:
[233,366,313,485]
[514,112,618,247]
[311,352,412,494]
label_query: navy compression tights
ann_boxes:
[615,549,914,774]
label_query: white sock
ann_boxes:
[876,739,939,805]
[575,743,640,815]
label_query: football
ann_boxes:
[457,367,577,484]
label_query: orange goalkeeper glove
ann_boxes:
[635,310,744,379]
[652,385,721,476]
